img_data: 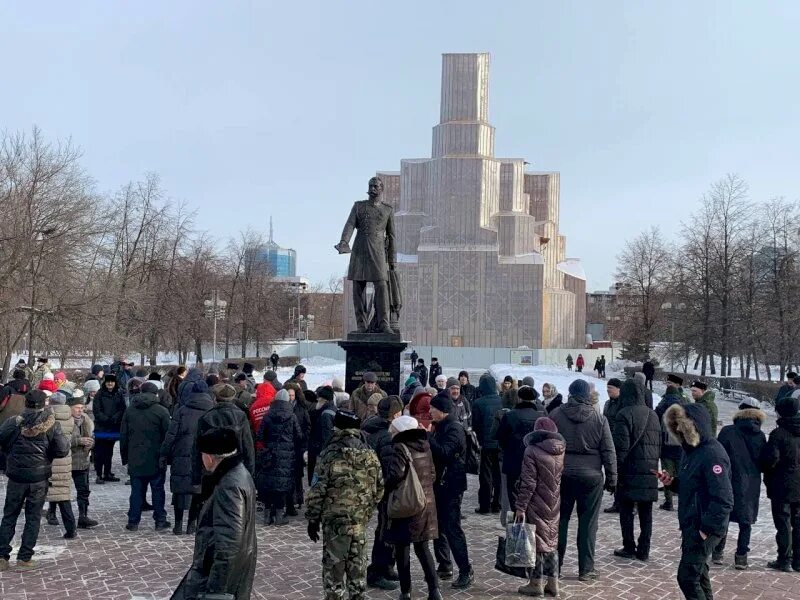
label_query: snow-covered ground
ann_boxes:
[256,359,653,415]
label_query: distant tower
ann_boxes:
[258,215,297,277]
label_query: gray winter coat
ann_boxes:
[71,414,94,471]
[550,396,617,486]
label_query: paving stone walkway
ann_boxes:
[0,397,797,599]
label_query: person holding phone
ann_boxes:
[656,402,733,600]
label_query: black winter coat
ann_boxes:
[0,408,69,483]
[642,362,655,379]
[664,403,733,537]
[472,374,503,450]
[193,401,256,486]
[257,399,303,495]
[550,397,617,487]
[603,397,622,425]
[161,392,215,495]
[655,387,688,461]
[93,384,126,433]
[413,365,428,388]
[718,409,766,524]
[428,363,442,388]
[761,414,800,503]
[496,400,546,476]
[544,393,563,414]
[121,393,171,478]
[293,400,311,451]
[171,456,256,600]
[384,428,438,544]
[461,382,478,403]
[362,415,394,479]
[612,381,661,502]
[429,414,467,495]
[309,401,337,457]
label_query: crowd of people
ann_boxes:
[1,356,800,600]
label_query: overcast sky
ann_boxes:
[2,1,798,291]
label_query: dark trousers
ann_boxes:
[128,471,166,525]
[558,475,603,575]
[49,500,76,533]
[266,491,285,513]
[0,479,48,561]
[771,499,800,564]
[94,439,116,478]
[433,491,470,573]
[646,378,653,390]
[72,470,91,509]
[478,448,501,511]
[677,530,718,600]
[714,522,752,556]
[619,498,653,558]
[395,541,438,594]
[368,501,395,579]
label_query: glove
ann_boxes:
[604,482,616,494]
[307,520,320,543]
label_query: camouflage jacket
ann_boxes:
[305,428,384,526]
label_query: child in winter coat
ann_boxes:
[514,416,566,598]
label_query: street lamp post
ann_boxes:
[204,291,227,365]
[27,228,56,363]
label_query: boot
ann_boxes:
[173,509,184,535]
[734,553,748,570]
[544,576,559,598]
[46,503,59,526]
[77,503,98,529]
[266,508,275,526]
[427,589,443,600]
[451,567,474,589]
[275,514,290,527]
[711,550,724,565]
[63,530,77,539]
[517,577,544,596]
[186,520,197,535]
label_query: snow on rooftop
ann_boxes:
[557,259,586,281]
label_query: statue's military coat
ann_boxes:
[340,200,395,282]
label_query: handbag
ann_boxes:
[387,444,426,519]
[505,514,536,567]
[465,428,480,475]
[494,536,529,579]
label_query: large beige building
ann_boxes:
[346,53,586,348]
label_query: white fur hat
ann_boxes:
[391,415,419,434]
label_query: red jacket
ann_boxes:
[576,356,585,368]
[249,382,276,447]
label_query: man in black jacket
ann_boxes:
[603,378,623,514]
[458,371,478,403]
[413,359,428,388]
[611,380,661,561]
[760,394,800,572]
[308,386,337,484]
[496,386,546,509]
[93,374,126,483]
[471,374,503,514]
[172,427,257,600]
[362,396,403,591]
[550,380,616,581]
[657,403,733,600]
[642,360,656,390]
[286,365,308,392]
[655,374,688,511]
[0,390,70,570]
[428,358,442,389]
[121,382,171,531]
[429,393,473,590]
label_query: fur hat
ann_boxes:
[391,415,419,434]
[430,392,452,413]
[445,377,459,389]
[317,386,335,403]
[607,378,622,389]
[664,403,711,447]
[25,390,47,410]
[363,372,377,383]
[103,374,117,384]
[691,380,708,391]
[303,389,317,405]
[198,427,238,455]
[667,374,684,385]
[211,383,236,401]
[378,395,403,419]
[83,379,101,394]
[334,410,360,430]
[518,386,537,402]
[534,416,558,433]
[568,379,591,402]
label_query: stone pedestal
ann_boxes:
[337,334,407,396]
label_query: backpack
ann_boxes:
[387,444,426,519]
[465,428,481,475]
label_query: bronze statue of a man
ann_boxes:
[335,177,396,334]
